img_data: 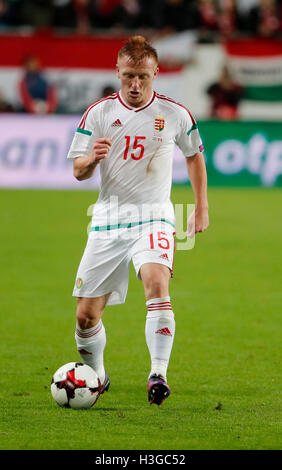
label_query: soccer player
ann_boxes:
[67,36,209,406]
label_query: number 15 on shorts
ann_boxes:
[149,232,170,250]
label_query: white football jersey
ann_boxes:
[67,91,204,227]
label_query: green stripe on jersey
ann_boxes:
[187,123,198,136]
[76,128,92,136]
[90,219,175,232]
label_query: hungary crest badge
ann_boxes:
[154,115,165,132]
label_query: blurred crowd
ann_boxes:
[1,0,282,118]
[0,54,58,114]
[0,0,282,39]
[0,54,243,119]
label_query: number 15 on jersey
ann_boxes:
[123,136,146,160]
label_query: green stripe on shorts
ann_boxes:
[90,219,175,231]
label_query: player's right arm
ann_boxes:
[67,104,112,181]
[73,138,112,181]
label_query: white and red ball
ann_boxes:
[51,362,100,409]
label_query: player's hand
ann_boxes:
[187,207,209,238]
[92,138,112,162]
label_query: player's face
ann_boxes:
[116,56,159,108]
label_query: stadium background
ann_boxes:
[0,0,281,451]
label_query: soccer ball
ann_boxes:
[51,362,100,409]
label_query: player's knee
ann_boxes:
[143,272,169,299]
[76,300,102,329]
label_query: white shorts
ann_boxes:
[72,221,175,305]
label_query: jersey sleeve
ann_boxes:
[67,106,101,159]
[174,107,204,157]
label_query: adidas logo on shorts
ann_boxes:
[159,253,169,260]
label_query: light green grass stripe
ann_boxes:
[90,218,175,231]
[76,128,92,136]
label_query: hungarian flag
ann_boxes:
[224,39,282,102]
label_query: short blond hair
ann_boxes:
[118,36,158,65]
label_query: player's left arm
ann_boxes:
[186,152,209,236]
[174,106,209,236]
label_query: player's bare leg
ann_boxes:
[75,294,111,395]
[76,295,110,329]
[140,263,175,405]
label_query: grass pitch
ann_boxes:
[0,186,281,450]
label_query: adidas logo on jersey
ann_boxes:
[111,119,122,127]
[159,253,169,260]
[155,327,172,336]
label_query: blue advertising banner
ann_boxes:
[0,116,281,188]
